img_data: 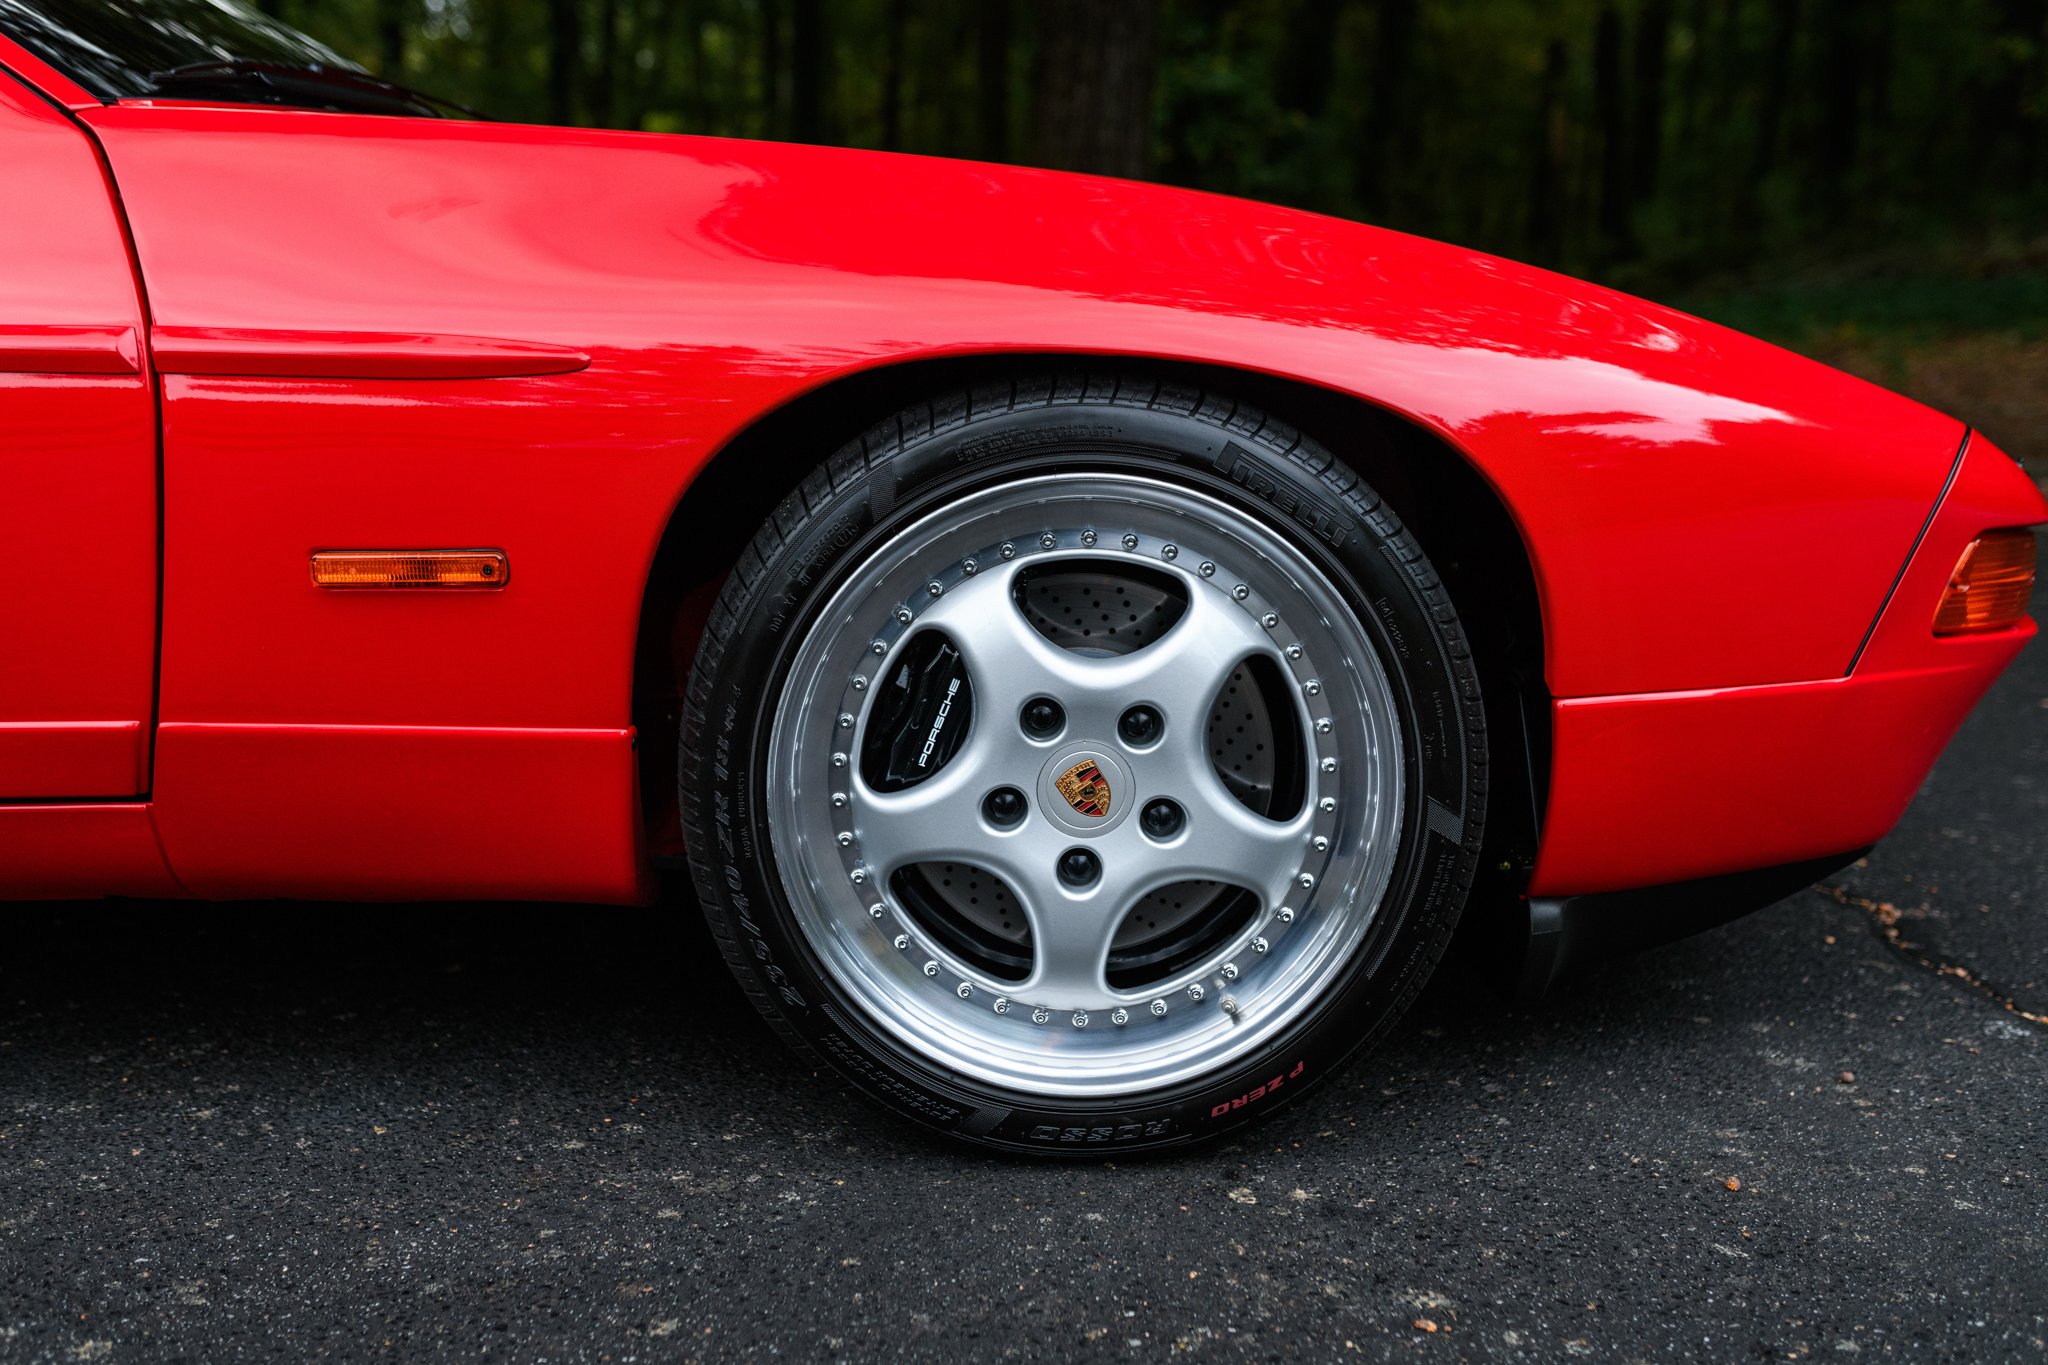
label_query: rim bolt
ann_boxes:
[1313,835,1331,852]
[1252,936,1270,954]
[1315,718,1333,734]
[1187,983,1205,1002]
[1031,1007,1051,1025]
[983,786,1028,828]
[1298,872,1316,889]
[1278,907,1296,923]
[895,606,913,624]
[1320,757,1337,773]
[869,903,886,919]
[1303,678,1322,696]
[1221,962,1239,981]
[851,675,869,691]
[831,752,848,767]
[1121,532,1139,550]
[1111,1008,1129,1026]
[922,960,940,977]
[1021,697,1065,739]
[1140,798,1184,840]
[1118,705,1163,746]
[1057,847,1101,888]
[956,982,973,998]
[926,581,944,598]
[1081,529,1098,547]
[872,640,887,655]
[893,934,910,950]
[1039,532,1057,549]
[1233,583,1251,600]
[850,868,867,884]
[1261,611,1279,628]
[838,713,854,729]
[962,557,978,576]
[1199,560,1216,577]
[1319,797,1337,813]
[1000,541,1017,560]
[993,996,1010,1014]
[1150,998,1168,1017]
[831,792,848,808]
[1161,543,1179,560]
[1072,1012,1089,1028]
[836,832,853,847]
[1286,643,1303,660]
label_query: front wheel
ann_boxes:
[681,375,1485,1152]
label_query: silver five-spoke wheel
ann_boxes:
[767,474,1404,1098]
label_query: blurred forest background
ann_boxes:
[253,0,2048,466]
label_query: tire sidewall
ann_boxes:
[687,396,1480,1153]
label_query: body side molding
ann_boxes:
[151,327,590,379]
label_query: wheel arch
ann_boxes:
[633,355,1551,915]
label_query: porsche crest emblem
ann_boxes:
[1055,760,1112,818]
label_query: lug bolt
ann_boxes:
[1118,704,1163,746]
[1140,798,1184,840]
[1058,847,1101,888]
[1021,697,1065,739]
[984,786,1028,828]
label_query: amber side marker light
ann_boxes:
[1933,530,2035,634]
[310,549,509,589]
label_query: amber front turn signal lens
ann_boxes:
[1933,530,2035,634]
[310,549,509,589]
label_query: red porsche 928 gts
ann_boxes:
[2,0,2039,1151]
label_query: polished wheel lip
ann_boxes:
[766,472,1405,1098]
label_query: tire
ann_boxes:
[680,373,1485,1153]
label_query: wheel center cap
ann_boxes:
[1037,742,1134,838]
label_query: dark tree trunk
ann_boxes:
[1748,0,1800,184]
[590,0,619,126]
[376,0,406,79]
[1031,0,1162,178]
[1358,0,1420,212]
[790,0,828,142]
[1630,0,1671,197]
[548,0,582,125]
[1594,5,1631,255]
[760,0,784,136]
[881,0,911,149]
[1528,37,1569,262]
[977,0,1012,160]
[1280,0,1345,117]
[1814,0,1867,196]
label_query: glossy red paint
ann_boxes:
[0,77,156,801]
[1533,434,2044,895]
[149,723,645,902]
[0,324,140,374]
[0,78,2039,907]
[0,804,182,899]
[152,327,590,378]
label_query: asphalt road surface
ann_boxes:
[3,598,2043,1363]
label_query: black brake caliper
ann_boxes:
[859,631,974,792]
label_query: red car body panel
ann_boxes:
[0,78,157,800]
[0,59,2040,907]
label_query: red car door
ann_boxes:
[0,73,157,798]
